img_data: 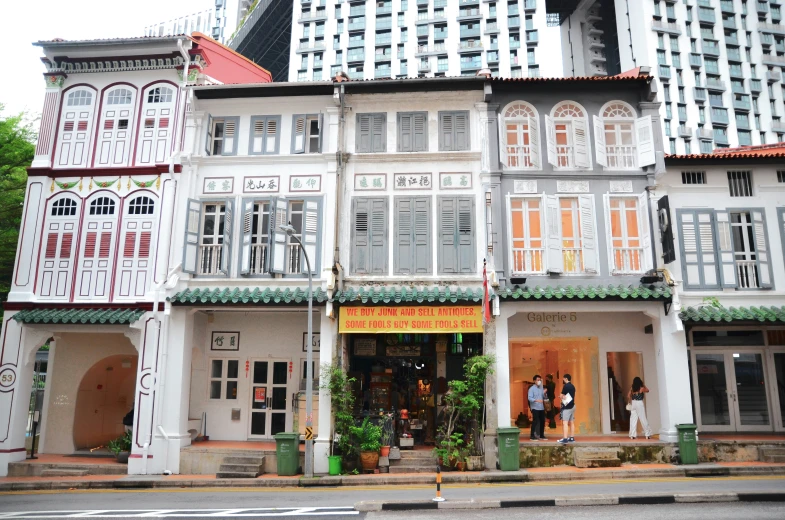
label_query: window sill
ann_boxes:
[351,150,481,163]
[196,154,332,165]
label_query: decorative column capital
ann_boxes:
[43,73,66,90]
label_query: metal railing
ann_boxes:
[512,248,544,274]
[199,245,223,275]
[613,248,644,273]
[606,146,636,169]
[736,260,760,288]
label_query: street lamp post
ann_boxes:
[279,224,314,478]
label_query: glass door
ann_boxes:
[771,350,785,430]
[731,352,771,430]
[249,359,290,438]
[693,352,734,431]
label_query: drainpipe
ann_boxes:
[333,83,347,290]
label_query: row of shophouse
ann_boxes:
[0,33,784,477]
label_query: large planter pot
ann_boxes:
[380,446,391,457]
[466,455,485,471]
[116,451,130,464]
[328,455,342,476]
[359,451,379,472]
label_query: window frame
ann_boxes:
[248,115,282,155]
[208,358,240,400]
[506,194,546,275]
[500,101,540,170]
[547,100,591,170]
[397,111,429,152]
[438,111,471,152]
[206,116,240,156]
[355,112,388,153]
[604,194,648,274]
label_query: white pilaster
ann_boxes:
[651,307,692,442]
[314,310,335,475]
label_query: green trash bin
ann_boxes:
[676,424,699,465]
[275,432,300,476]
[497,427,521,471]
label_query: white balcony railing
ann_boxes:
[287,243,302,274]
[249,243,268,275]
[736,260,760,288]
[556,146,574,168]
[613,247,644,273]
[562,248,583,273]
[199,245,223,275]
[606,145,636,169]
[505,145,534,168]
[512,248,544,274]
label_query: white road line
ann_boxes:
[0,508,359,519]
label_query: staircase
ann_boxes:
[216,454,265,478]
[573,447,621,468]
[760,447,785,463]
[388,450,438,474]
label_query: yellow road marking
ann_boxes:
[1,475,783,496]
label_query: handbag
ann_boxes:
[544,400,553,412]
[625,403,632,411]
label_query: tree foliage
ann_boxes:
[0,105,36,304]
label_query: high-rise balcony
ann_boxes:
[702,39,721,56]
[723,16,737,30]
[759,22,785,36]
[374,66,392,78]
[734,95,752,111]
[376,4,392,15]
[509,16,521,29]
[726,47,742,61]
[713,128,729,144]
[769,70,783,82]
[690,53,703,68]
[460,26,481,38]
[485,21,500,34]
[459,0,480,5]
[707,78,726,91]
[526,30,539,44]
[434,27,448,39]
[696,127,714,140]
[458,40,484,52]
[652,20,682,35]
[711,107,730,126]
[750,78,763,91]
[694,88,708,103]
[698,7,716,24]
[376,17,392,30]
[348,20,366,31]
[678,125,693,138]
[725,33,740,46]
[721,1,734,14]
[658,65,672,80]
[418,60,431,72]
[771,120,785,132]
[762,54,785,66]
[375,52,392,62]
[460,59,482,71]
[457,7,482,21]
[298,11,328,23]
[524,0,536,10]
[758,1,769,15]
[347,52,365,63]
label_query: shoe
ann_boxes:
[630,437,637,440]
[646,436,652,439]
[568,437,575,442]
[529,438,539,441]
[557,438,569,445]
[540,437,548,441]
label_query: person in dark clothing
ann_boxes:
[544,374,557,428]
[557,373,576,444]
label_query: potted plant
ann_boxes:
[350,417,382,472]
[434,432,465,470]
[380,413,394,458]
[108,430,132,463]
[321,364,357,476]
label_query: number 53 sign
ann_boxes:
[302,333,320,352]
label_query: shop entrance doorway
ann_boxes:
[249,359,290,438]
[606,352,644,433]
[691,350,773,432]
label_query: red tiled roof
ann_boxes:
[666,142,785,160]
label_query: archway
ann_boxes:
[72,354,137,450]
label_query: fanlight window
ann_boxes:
[128,196,155,215]
[550,102,588,169]
[89,197,116,215]
[147,87,173,103]
[602,102,637,169]
[553,103,585,119]
[603,102,635,119]
[51,198,78,216]
[107,89,133,105]
[503,102,539,169]
[67,90,93,106]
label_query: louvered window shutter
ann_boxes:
[182,199,202,274]
[635,115,656,167]
[292,115,306,154]
[413,197,431,274]
[60,233,73,258]
[573,118,590,168]
[370,198,389,274]
[356,114,371,153]
[638,192,653,271]
[268,197,289,273]
[578,194,597,273]
[438,197,457,273]
[302,198,321,274]
[139,232,151,258]
[752,210,773,288]
[372,113,386,152]
[658,196,676,264]
[123,232,136,258]
[266,117,279,154]
[457,197,476,273]
[439,112,454,151]
[221,118,237,156]
[498,118,509,167]
[528,116,540,169]
[544,115,557,166]
[394,197,413,274]
[45,233,58,258]
[205,114,213,156]
[714,210,738,288]
[85,232,98,258]
[398,113,412,152]
[352,198,371,274]
[250,117,265,154]
[240,199,254,275]
[593,115,608,167]
[455,112,469,151]
[413,112,427,151]
[677,210,720,289]
[602,194,614,273]
[545,195,563,273]
[220,199,234,275]
[317,113,324,152]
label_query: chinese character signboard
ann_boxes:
[211,331,240,351]
[393,173,432,190]
[339,306,483,333]
[203,177,234,194]
[243,176,280,193]
[439,172,472,189]
[290,175,322,192]
[354,174,387,191]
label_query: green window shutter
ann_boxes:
[292,114,306,154]
[714,210,738,288]
[302,197,321,274]
[454,111,469,151]
[394,197,413,274]
[439,112,454,151]
[372,113,386,152]
[182,199,202,274]
[221,117,240,156]
[677,209,720,289]
[268,197,288,273]
[239,199,254,275]
[413,112,427,151]
[220,199,234,275]
[413,196,431,274]
[752,209,773,289]
[353,197,389,275]
[398,113,412,152]
[456,196,476,273]
[317,113,324,152]
[438,196,457,273]
[356,114,371,153]
[205,114,213,156]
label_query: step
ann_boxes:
[218,463,263,473]
[40,469,89,477]
[399,451,437,459]
[388,465,438,474]
[216,471,260,479]
[573,448,619,460]
[393,457,438,467]
[574,456,622,469]
[223,456,265,465]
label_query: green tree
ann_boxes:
[0,105,36,304]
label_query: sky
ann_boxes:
[0,0,209,119]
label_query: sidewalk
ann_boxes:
[2,461,784,492]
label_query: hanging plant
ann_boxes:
[55,179,79,190]
[131,178,156,188]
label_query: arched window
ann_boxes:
[96,87,137,167]
[51,197,78,216]
[107,89,133,105]
[147,87,173,103]
[502,102,540,169]
[601,102,637,169]
[89,197,116,215]
[128,196,155,215]
[67,90,93,107]
[548,101,590,169]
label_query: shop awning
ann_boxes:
[497,284,672,301]
[333,286,486,305]
[12,307,146,325]
[679,305,785,323]
[169,287,329,306]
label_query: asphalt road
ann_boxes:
[0,476,782,519]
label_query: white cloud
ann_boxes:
[1,0,210,117]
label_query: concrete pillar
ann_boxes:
[314,310,334,475]
[482,318,498,470]
[31,74,64,168]
[0,316,52,476]
[485,307,513,470]
[651,307,692,442]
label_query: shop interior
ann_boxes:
[348,332,483,446]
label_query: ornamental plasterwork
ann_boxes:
[44,75,66,88]
[177,67,200,83]
[513,180,537,193]
[609,180,634,193]
[556,180,590,193]
[45,56,185,74]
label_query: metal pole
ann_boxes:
[292,234,314,478]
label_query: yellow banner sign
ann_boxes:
[339,306,483,333]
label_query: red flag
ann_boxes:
[482,260,491,325]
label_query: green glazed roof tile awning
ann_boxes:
[12,308,146,325]
[333,286,485,304]
[497,284,672,301]
[679,305,785,323]
[169,287,329,305]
